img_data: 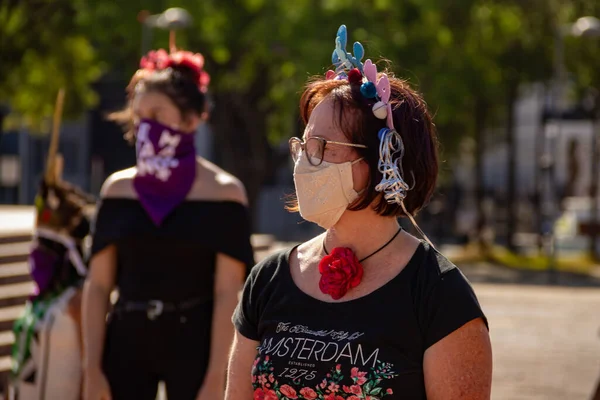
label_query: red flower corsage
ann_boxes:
[139,49,211,92]
[318,247,364,300]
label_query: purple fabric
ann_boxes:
[133,119,197,226]
[29,246,58,296]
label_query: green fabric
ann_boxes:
[11,293,60,377]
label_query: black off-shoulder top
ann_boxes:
[91,198,255,303]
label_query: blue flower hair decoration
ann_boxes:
[325,24,432,244]
[331,25,365,74]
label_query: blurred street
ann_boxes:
[475,283,600,400]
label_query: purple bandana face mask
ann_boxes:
[133,118,197,226]
[29,245,59,296]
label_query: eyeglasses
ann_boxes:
[289,137,367,166]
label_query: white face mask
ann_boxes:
[293,155,363,229]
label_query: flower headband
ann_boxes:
[133,49,211,93]
[325,25,394,131]
[325,25,433,245]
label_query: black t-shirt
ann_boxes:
[233,242,487,399]
[91,198,255,302]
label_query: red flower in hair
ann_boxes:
[41,209,52,223]
[139,49,170,71]
[318,247,364,300]
[347,68,363,84]
[164,50,211,92]
[138,49,211,92]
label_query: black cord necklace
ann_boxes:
[322,226,403,263]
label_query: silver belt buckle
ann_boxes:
[147,300,164,320]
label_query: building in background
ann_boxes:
[0,118,90,205]
[482,84,597,199]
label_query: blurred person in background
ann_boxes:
[82,48,254,400]
[226,25,491,399]
[9,172,96,399]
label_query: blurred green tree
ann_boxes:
[3,0,599,236]
[0,0,102,131]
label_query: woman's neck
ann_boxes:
[324,208,400,260]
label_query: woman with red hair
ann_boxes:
[226,25,492,400]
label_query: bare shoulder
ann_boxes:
[190,158,248,205]
[100,167,137,199]
[214,171,247,205]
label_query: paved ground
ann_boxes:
[0,206,34,236]
[460,258,600,400]
[472,282,600,400]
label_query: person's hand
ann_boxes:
[83,366,112,400]
[195,373,225,400]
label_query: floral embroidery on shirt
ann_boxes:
[252,356,397,400]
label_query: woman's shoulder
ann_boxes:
[410,241,459,280]
[408,241,479,303]
[99,167,137,199]
[190,158,247,205]
[411,242,488,348]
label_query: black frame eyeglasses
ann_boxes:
[288,136,367,166]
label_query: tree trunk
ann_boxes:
[506,81,519,251]
[534,99,547,255]
[589,98,600,261]
[474,98,488,252]
[0,109,5,147]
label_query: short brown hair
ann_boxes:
[297,72,439,217]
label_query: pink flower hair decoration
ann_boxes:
[323,24,434,246]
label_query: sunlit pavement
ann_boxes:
[0,206,34,235]
[475,283,600,400]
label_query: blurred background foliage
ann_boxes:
[1,0,599,206]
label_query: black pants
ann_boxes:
[103,305,212,400]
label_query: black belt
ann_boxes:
[114,297,208,320]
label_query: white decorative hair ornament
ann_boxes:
[325,25,433,246]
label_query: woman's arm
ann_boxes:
[67,289,84,354]
[423,318,492,400]
[81,245,117,373]
[199,253,245,396]
[225,330,260,399]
